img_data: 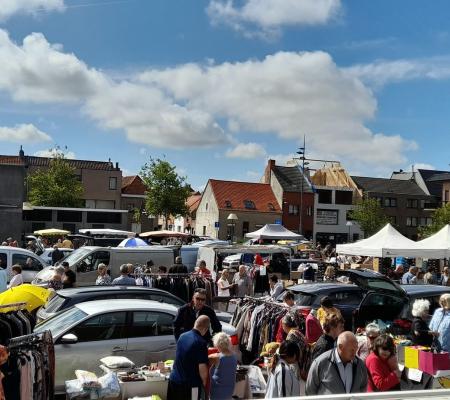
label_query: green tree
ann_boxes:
[418,202,450,238]
[348,198,391,237]
[140,158,191,229]
[27,151,84,207]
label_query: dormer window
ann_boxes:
[243,199,255,209]
[268,202,275,211]
[225,200,232,208]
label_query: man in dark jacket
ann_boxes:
[169,256,188,274]
[311,313,344,360]
[51,245,64,264]
[173,288,221,341]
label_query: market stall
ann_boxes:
[245,224,304,241]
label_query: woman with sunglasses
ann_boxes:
[365,335,401,392]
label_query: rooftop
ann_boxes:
[122,175,147,195]
[351,176,429,196]
[208,179,281,213]
[272,165,314,193]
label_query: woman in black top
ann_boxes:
[410,299,438,346]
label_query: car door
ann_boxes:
[124,310,177,366]
[54,311,127,388]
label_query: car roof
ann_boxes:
[75,299,179,315]
[401,284,450,296]
[286,282,358,293]
[57,285,178,297]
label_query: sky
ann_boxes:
[1,0,450,189]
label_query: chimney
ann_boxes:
[115,162,119,169]
[19,145,25,159]
[264,159,276,184]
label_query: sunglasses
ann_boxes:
[381,347,391,352]
[195,297,206,302]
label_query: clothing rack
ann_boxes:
[7,332,43,350]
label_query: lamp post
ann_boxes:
[227,213,238,243]
[296,136,306,235]
[346,220,353,243]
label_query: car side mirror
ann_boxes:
[60,333,78,344]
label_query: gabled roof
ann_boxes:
[121,175,147,195]
[208,179,281,213]
[187,193,201,214]
[351,176,428,196]
[417,169,449,197]
[427,172,450,182]
[272,165,314,193]
[0,155,119,171]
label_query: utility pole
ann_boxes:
[296,135,306,235]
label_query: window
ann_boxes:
[76,251,110,273]
[316,209,338,225]
[374,197,383,205]
[12,254,43,272]
[306,206,313,217]
[23,209,52,221]
[205,203,208,211]
[0,253,6,269]
[406,217,418,227]
[407,199,418,208]
[70,312,127,342]
[242,221,250,235]
[288,204,299,215]
[225,200,232,208]
[384,197,397,207]
[87,212,121,224]
[62,223,76,233]
[202,226,206,235]
[420,200,425,209]
[57,211,82,222]
[328,290,363,306]
[420,217,433,226]
[317,189,332,204]
[243,200,256,209]
[31,222,46,232]
[109,177,117,190]
[268,202,275,211]
[335,191,353,205]
[129,311,174,337]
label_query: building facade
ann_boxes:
[195,179,282,240]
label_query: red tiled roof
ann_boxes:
[209,179,281,212]
[0,155,119,171]
[187,194,201,213]
[122,175,147,195]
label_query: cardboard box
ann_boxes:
[419,350,450,375]
[405,346,429,370]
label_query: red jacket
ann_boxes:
[305,313,322,344]
[365,352,400,392]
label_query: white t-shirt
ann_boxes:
[217,278,230,297]
[8,274,23,288]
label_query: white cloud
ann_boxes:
[346,56,450,87]
[207,0,342,39]
[0,123,51,143]
[411,163,436,171]
[34,149,76,159]
[0,0,64,21]
[225,142,266,159]
[0,29,227,149]
[267,153,296,166]
[141,51,417,171]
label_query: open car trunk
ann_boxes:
[338,269,409,330]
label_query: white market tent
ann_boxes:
[245,224,304,240]
[415,224,450,258]
[336,223,437,258]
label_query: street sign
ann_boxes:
[214,221,220,229]
[275,219,282,225]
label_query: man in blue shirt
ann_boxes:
[168,315,210,400]
[401,266,418,284]
[112,264,136,286]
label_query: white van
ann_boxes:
[32,246,175,286]
[0,246,48,283]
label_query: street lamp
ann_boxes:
[346,220,353,243]
[296,136,306,235]
[227,213,238,243]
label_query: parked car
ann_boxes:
[36,285,233,324]
[34,299,239,394]
[40,247,73,265]
[279,269,409,330]
[0,246,48,283]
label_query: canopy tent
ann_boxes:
[336,223,437,258]
[34,228,70,236]
[415,225,450,258]
[139,230,190,238]
[117,237,149,247]
[79,229,135,237]
[245,224,304,240]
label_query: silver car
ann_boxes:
[34,299,239,394]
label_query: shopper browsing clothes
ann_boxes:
[168,315,210,400]
[429,293,450,352]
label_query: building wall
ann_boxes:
[314,186,363,246]
[0,165,25,241]
[442,182,450,205]
[120,196,156,233]
[195,183,220,238]
[281,192,315,239]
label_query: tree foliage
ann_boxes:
[348,198,391,237]
[140,158,191,229]
[27,152,84,207]
[418,202,450,238]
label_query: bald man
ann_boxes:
[168,315,210,400]
[306,331,368,395]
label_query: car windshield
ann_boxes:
[61,248,92,265]
[35,307,87,337]
[278,291,315,306]
[43,294,67,313]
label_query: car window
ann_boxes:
[43,294,67,313]
[129,311,174,338]
[328,291,362,306]
[0,252,7,269]
[77,251,110,273]
[35,307,88,338]
[291,292,315,306]
[70,311,127,342]
[12,254,43,271]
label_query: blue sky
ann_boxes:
[1,0,450,189]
